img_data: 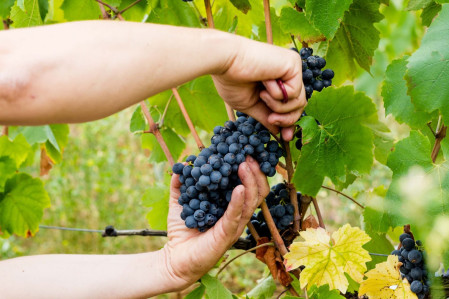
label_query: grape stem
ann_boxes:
[320,185,365,209]
[282,138,301,233]
[215,242,274,277]
[172,88,205,150]
[312,197,325,229]
[140,101,175,167]
[299,195,312,222]
[261,201,288,256]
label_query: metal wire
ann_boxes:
[39,225,103,233]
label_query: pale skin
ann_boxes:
[0,21,306,298]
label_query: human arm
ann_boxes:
[0,21,305,139]
[0,157,269,298]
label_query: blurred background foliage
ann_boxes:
[0,0,439,297]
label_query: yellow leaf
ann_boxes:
[284,224,371,293]
[359,255,417,299]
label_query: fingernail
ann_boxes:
[247,156,254,163]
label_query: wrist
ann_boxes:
[200,29,240,75]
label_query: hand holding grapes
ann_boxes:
[212,36,307,141]
[160,157,270,291]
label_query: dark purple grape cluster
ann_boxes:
[391,234,429,298]
[298,47,334,100]
[245,183,301,247]
[172,112,284,231]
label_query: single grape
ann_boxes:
[321,69,334,80]
[410,281,423,294]
[172,163,184,174]
[402,238,415,251]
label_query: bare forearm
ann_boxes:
[0,21,236,125]
[0,250,173,299]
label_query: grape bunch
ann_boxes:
[298,47,334,100]
[172,112,284,231]
[391,233,429,298]
[245,183,301,247]
[291,47,334,151]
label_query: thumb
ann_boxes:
[213,185,246,245]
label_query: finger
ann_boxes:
[260,90,304,114]
[281,126,295,141]
[170,173,182,205]
[242,101,280,136]
[262,78,301,101]
[267,109,302,128]
[213,185,246,244]
[245,156,270,207]
[238,162,259,223]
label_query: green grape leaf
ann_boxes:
[406,4,449,124]
[293,86,377,196]
[130,105,147,133]
[305,0,353,39]
[10,0,42,27]
[0,157,17,193]
[247,275,276,299]
[61,0,101,21]
[141,127,185,163]
[185,284,206,299]
[146,0,201,27]
[421,1,442,26]
[177,76,228,133]
[325,0,383,84]
[0,173,50,238]
[202,274,233,299]
[407,0,433,9]
[38,0,48,20]
[382,57,433,128]
[279,7,323,43]
[0,134,32,168]
[142,184,169,230]
[229,0,251,14]
[308,284,345,299]
[44,124,69,164]
[370,122,394,165]
[0,0,15,18]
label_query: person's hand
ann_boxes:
[211,35,306,141]
[160,157,269,291]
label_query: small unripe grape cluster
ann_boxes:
[245,183,301,247]
[391,233,429,298]
[172,112,284,231]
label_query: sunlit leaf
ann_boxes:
[284,224,371,293]
[359,255,417,299]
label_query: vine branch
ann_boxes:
[263,0,273,44]
[118,0,143,14]
[3,18,11,30]
[431,123,447,163]
[320,185,365,209]
[260,201,288,256]
[95,0,118,14]
[311,197,325,229]
[247,221,260,241]
[172,88,205,150]
[2,126,8,136]
[204,0,214,28]
[140,101,175,166]
[216,242,274,277]
[158,94,173,127]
